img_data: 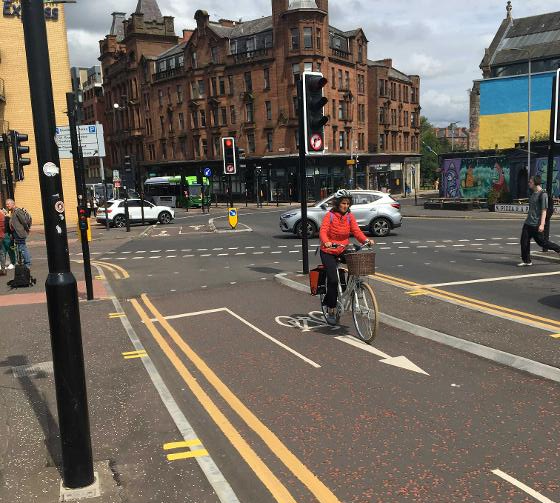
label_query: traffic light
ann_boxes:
[10,131,31,181]
[303,72,329,155]
[123,155,132,174]
[78,207,88,231]
[222,137,236,175]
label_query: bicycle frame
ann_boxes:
[335,269,364,314]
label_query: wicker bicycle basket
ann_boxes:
[345,251,376,276]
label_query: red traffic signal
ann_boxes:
[303,72,329,155]
[222,137,237,175]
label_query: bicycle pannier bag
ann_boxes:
[309,265,326,296]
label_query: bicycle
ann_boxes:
[318,243,379,344]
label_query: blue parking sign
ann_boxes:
[204,167,212,177]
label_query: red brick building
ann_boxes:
[367,59,421,191]
[100,0,420,200]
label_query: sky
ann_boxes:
[65,0,560,127]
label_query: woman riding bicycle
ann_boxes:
[319,189,373,322]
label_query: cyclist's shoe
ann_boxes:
[326,308,337,325]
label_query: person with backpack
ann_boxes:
[0,207,7,276]
[519,175,560,266]
[319,189,373,322]
[6,199,32,268]
[1,207,16,271]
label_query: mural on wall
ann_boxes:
[441,157,510,199]
[533,157,560,197]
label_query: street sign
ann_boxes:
[228,208,238,229]
[309,133,323,152]
[203,167,212,177]
[346,159,356,166]
[112,170,120,181]
[56,123,105,159]
[225,163,235,174]
[555,69,560,143]
[114,180,121,188]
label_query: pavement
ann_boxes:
[2,203,560,502]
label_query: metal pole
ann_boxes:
[298,79,309,274]
[99,156,109,230]
[544,75,557,246]
[22,0,93,489]
[137,159,145,225]
[228,175,233,208]
[528,57,532,177]
[66,93,94,301]
[2,133,14,199]
[124,192,130,232]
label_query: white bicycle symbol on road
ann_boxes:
[275,311,340,332]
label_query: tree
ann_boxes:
[420,116,451,183]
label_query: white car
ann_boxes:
[96,199,174,227]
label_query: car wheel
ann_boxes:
[159,211,172,224]
[113,215,126,228]
[370,217,391,237]
[295,220,317,238]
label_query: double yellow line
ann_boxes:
[131,293,341,503]
[92,260,130,280]
[374,272,560,337]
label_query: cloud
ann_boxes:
[64,0,560,126]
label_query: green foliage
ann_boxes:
[420,116,451,182]
[531,130,549,142]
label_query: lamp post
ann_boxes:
[113,102,130,231]
[510,48,533,176]
[449,121,460,152]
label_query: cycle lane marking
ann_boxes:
[147,307,320,368]
[140,294,342,503]
[491,469,557,503]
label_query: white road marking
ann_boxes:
[151,250,162,253]
[491,237,502,240]
[394,241,403,244]
[489,243,500,246]
[167,255,177,258]
[213,248,223,251]
[166,249,177,252]
[133,257,144,260]
[474,239,486,241]
[217,253,229,256]
[417,246,428,249]
[228,247,238,250]
[492,469,557,503]
[426,240,437,243]
[235,252,246,256]
[183,255,195,258]
[197,248,208,251]
[245,246,255,249]
[135,251,146,254]
[152,308,321,368]
[452,245,465,247]
[435,245,446,248]
[443,240,453,243]
[181,249,192,252]
[150,256,161,259]
[261,246,271,249]
[278,245,288,248]
[458,239,470,242]
[200,254,211,257]
[423,270,560,288]
[289,250,299,253]
[253,252,265,255]
[117,257,127,260]
[410,241,420,244]
[122,251,132,254]
[271,251,282,254]
[398,246,410,249]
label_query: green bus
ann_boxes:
[144,175,210,208]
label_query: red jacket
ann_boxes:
[319,210,368,255]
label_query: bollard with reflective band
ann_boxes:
[228,208,238,229]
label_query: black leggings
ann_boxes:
[521,224,560,263]
[320,250,345,308]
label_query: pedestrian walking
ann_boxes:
[1,207,16,270]
[6,199,32,269]
[518,175,560,266]
[0,208,7,276]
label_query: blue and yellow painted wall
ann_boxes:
[479,71,555,150]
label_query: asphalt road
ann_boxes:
[53,207,559,502]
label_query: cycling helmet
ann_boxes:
[334,189,352,200]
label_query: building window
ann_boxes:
[229,40,237,55]
[167,87,172,104]
[344,71,350,90]
[291,28,299,49]
[246,102,254,122]
[158,89,163,106]
[339,131,345,149]
[180,138,187,157]
[411,87,418,103]
[198,80,205,97]
[219,77,226,95]
[379,108,385,124]
[379,79,385,97]
[293,96,298,117]
[211,77,217,96]
[404,133,410,151]
[266,132,273,152]
[247,37,255,53]
[292,63,300,83]
[379,134,385,151]
[304,62,313,73]
[192,110,199,128]
[338,69,343,89]
[200,110,206,127]
[169,58,176,70]
[265,101,272,120]
[202,138,208,158]
[331,67,336,88]
[160,115,165,132]
[404,86,409,103]
[247,132,256,153]
[303,27,313,48]
[161,141,167,159]
[177,85,183,103]
[357,74,365,93]
[211,46,218,64]
[391,109,397,126]
[317,62,321,72]
[404,111,409,127]
[230,106,236,124]
[221,107,227,126]
[316,28,321,49]
[358,44,363,63]
[264,68,270,90]
[178,55,184,67]
[338,101,344,120]
[179,112,185,130]
[411,112,416,127]
[191,52,197,69]
[212,108,219,126]
[244,72,252,92]
[358,104,365,123]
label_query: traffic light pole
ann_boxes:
[544,75,557,247]
[2,133,14,199]
[66,93,94,301]
[22,0,94,489]
[297,79,310,274]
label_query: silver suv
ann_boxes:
[279,190,402,238]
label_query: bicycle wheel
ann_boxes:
[351,282,379,343]
[320,274,341,326]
